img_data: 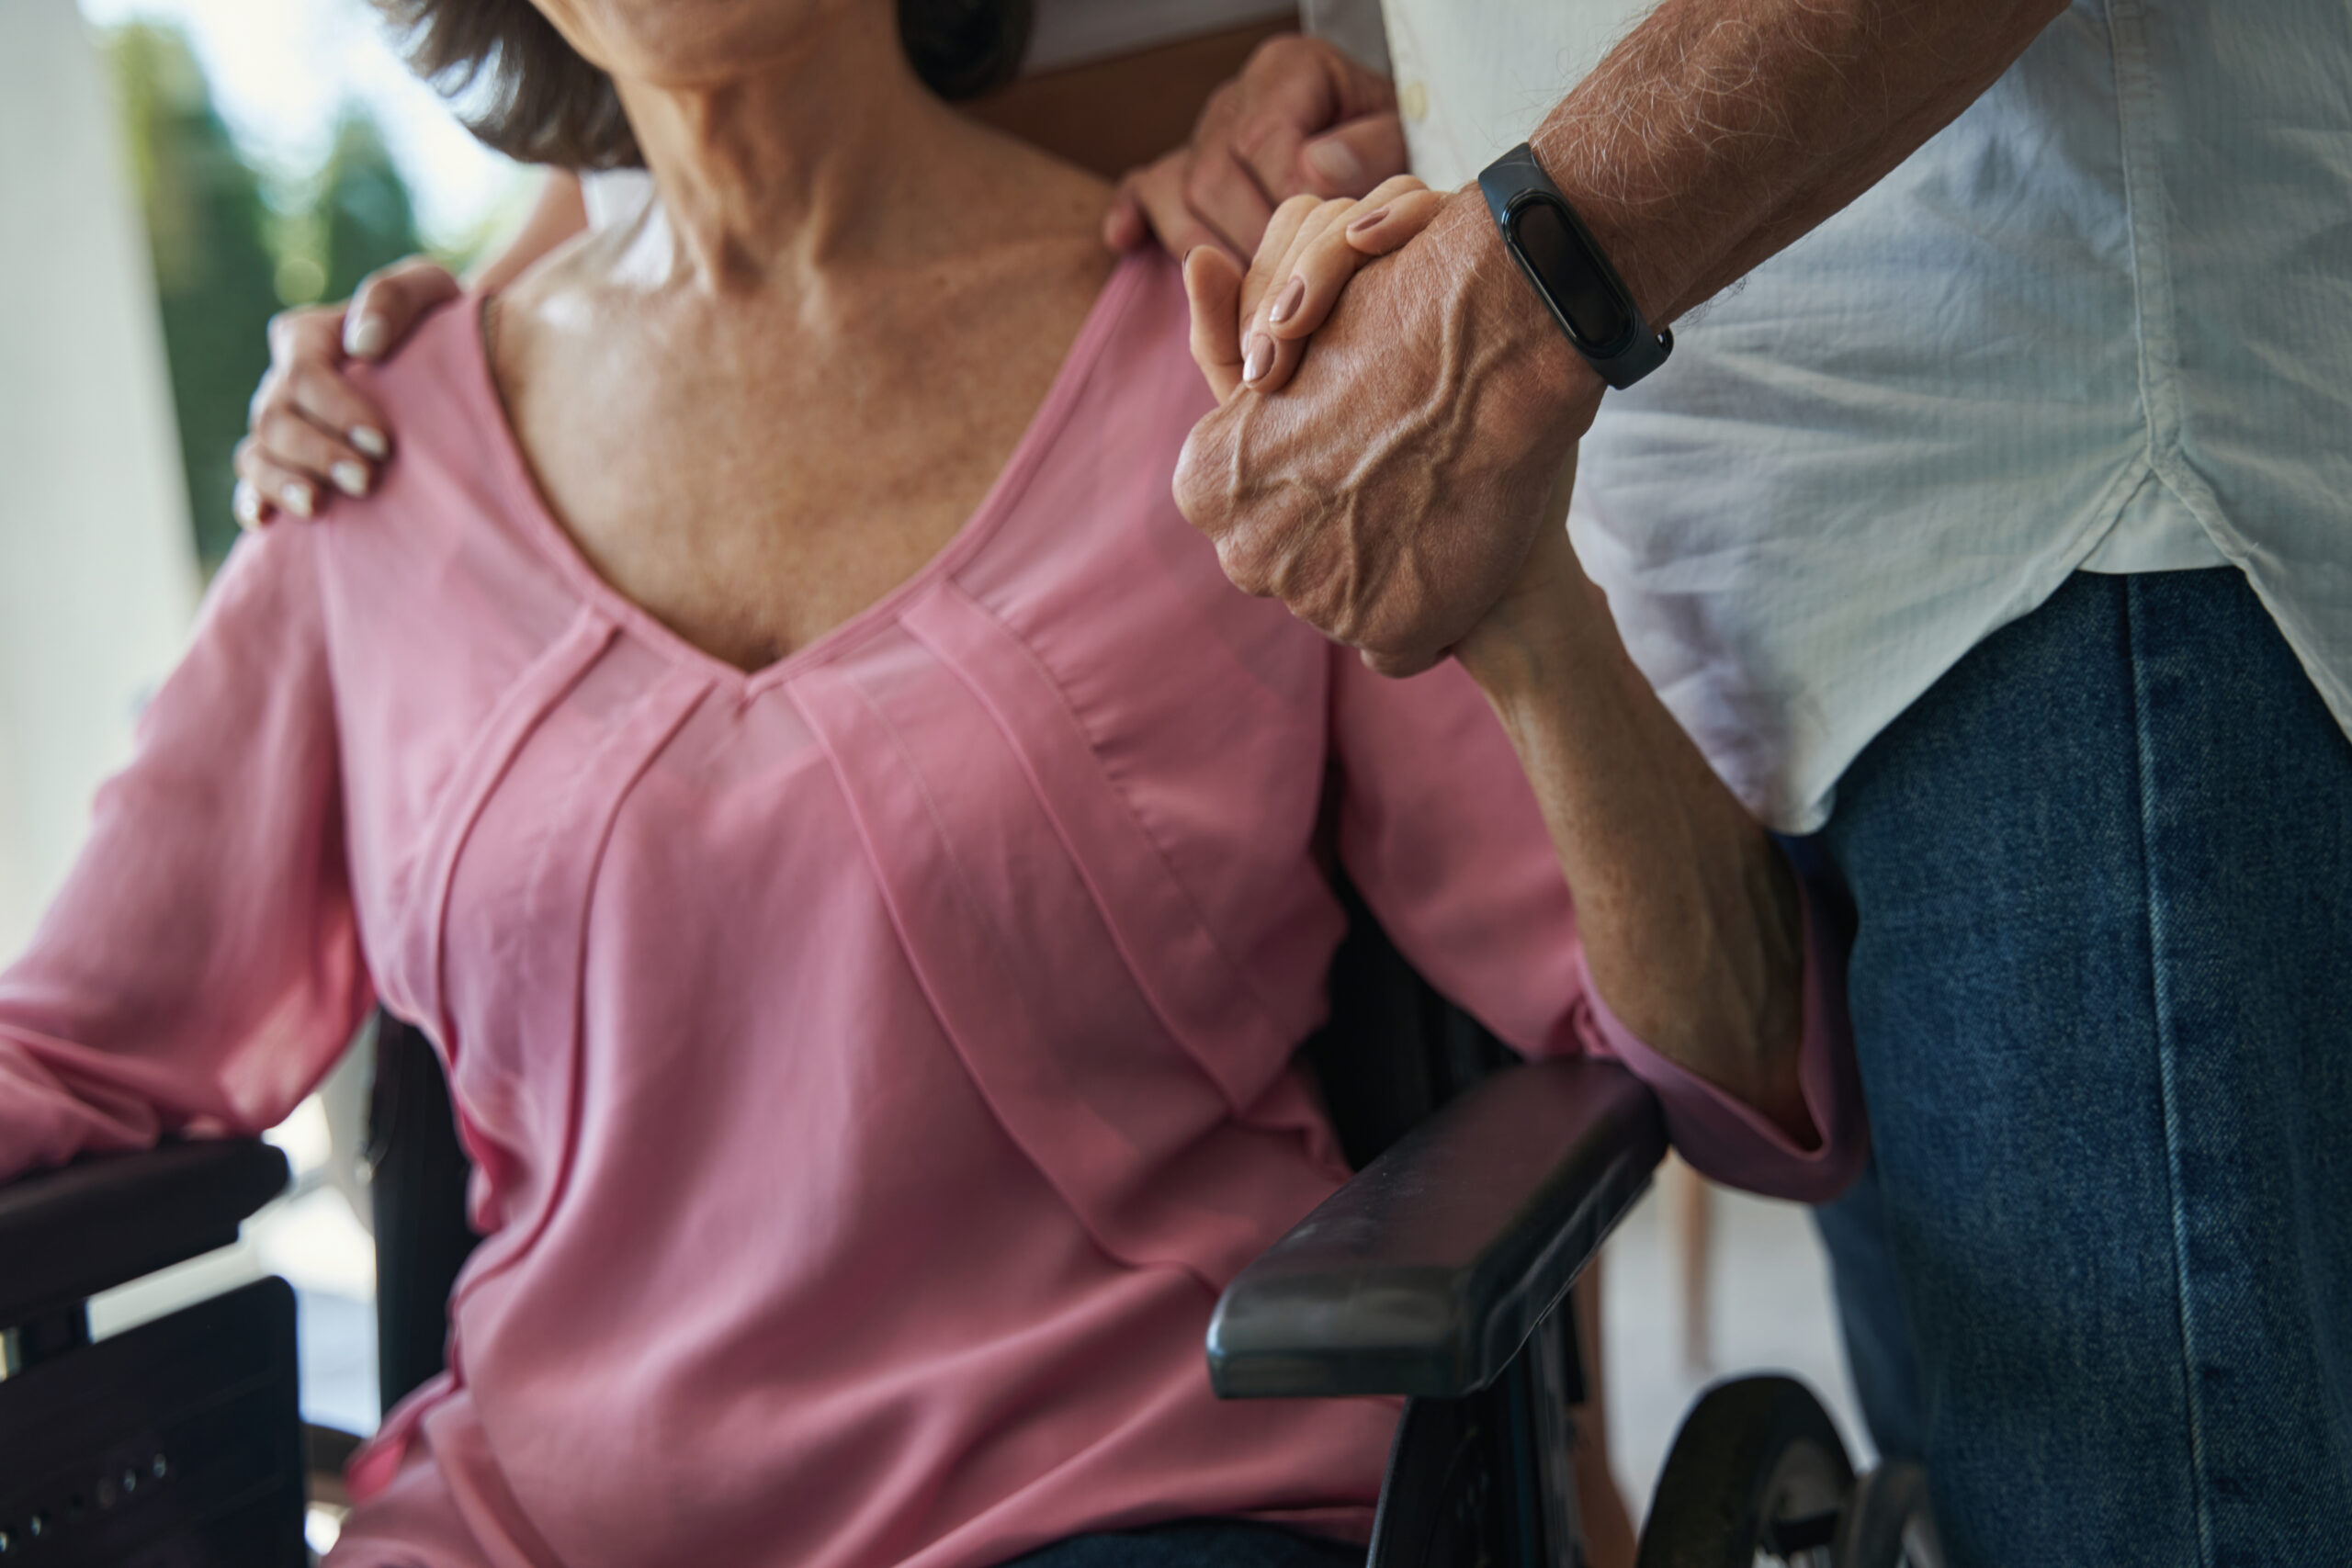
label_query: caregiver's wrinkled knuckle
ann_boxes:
[1322,599,1376,650]
[1171,426,1232,529]
[1216,534,1279,598]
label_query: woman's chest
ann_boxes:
[327,504,1347,1163]
[492,265,1102,673]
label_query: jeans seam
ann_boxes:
[2126,574,2216,1568]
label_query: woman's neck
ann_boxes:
[607,10,1053,294]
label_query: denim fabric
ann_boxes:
[1002,1520,1363,1568]
[1819,568,2352,1565]
[1813,1153,1928,1468]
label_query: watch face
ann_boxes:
[1511,200,1632,351]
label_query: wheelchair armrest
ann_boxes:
[1207,1057,1666,1401]
[0,1139,289,1328]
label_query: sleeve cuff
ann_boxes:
[1577,858,1869,1204]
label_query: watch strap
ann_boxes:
[1478,143,1672,390]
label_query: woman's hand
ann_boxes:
[1103,34,1408,261]
[232,258,459,529]
[234,172,592,529]
[1180,175,1442,401]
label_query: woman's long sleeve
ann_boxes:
[0,531,373,1183]
[1327,649,1865,1202]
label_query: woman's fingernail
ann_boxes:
[350,425,390,459]
[1269,276,1306,326]
[1347,206,1392,236]
[345,315,390,358]
[280,481,316,519]
[1306,139,1365,190]
[1243,333,1275,384]
[331,461,370,498]
[233,481,264,530]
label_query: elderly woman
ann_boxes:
[0,1,1860,1564]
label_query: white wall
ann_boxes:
[0,0,200,952]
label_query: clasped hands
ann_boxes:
[1173,176,1608,680]
[1179,188,1815,1134]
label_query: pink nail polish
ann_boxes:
[1269,276,1306,326]
[1347,206,1392,236]
[1243,333,1275,384]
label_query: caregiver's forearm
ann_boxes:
[1453,558,1808,1140]
[1530,0,2070,324]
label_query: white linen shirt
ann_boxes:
[1375,0,2352,831]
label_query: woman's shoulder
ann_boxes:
[329,295,532,543]
[1015,245,1214,491]
[956,244,1212,582]
[300,296,581,625]
[330,296,548,556]
[1088,246,1202,393]
[342,294,498,457]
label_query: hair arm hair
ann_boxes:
[1528,0,2073,323]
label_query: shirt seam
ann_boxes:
[2104,0,2237,549]
[794,664,1234,1303]
[924,582,1314,1068]
[2122,576,2218,1568]
[442,671,713,1318]
[419,610,618,1056]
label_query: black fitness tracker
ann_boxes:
[1477,143,1673,390]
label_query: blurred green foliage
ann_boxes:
[104,22,423,569]
[322,116,423,304]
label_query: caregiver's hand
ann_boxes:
[233,257,459,528]
[1173,186,1604,677]
[1102,34,1407,261]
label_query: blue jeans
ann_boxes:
[1816,568,2352,1564]
[1003,1521,1363,1568]
[1814,1151,1928,1467]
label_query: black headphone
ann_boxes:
[899,0,1035,101]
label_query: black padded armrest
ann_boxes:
[0,1139,288,1328]
[1207,1057,1667,1400]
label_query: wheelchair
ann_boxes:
[0,887,1938,1567]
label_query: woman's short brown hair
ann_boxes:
[373,0,1035,170]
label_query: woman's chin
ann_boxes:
[550,0,872,86]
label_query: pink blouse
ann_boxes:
[0,253,1861,1568]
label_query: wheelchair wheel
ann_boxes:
[1635,1375,1854,1568]
[1833,1461,1942,1568]
[1363,1395,1503,1568]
